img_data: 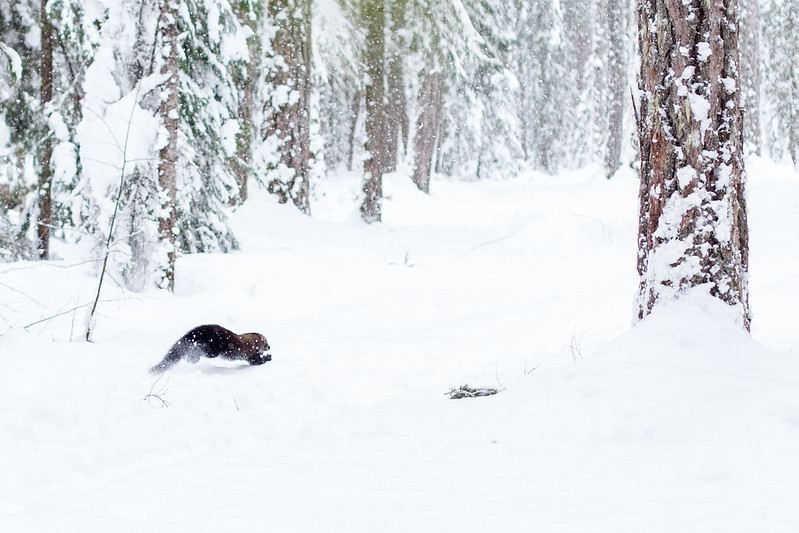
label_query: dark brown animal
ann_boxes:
[150,324,271,374]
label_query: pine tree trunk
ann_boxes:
[412,66,443,194]
[636,0,750,328]
[37,0,53,260]
[232,5,258,206]
[346,88,361,172]
[604,0,625,179]
[361,0,386,224]
[266,0,312,214]
[157,0,179,292]
[384,0,408,173]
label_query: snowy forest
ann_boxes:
[1,0,796,285]
[2,0,799,530]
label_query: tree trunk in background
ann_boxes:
[266,0,313,214]
[37,0,53,260]
[157,0,179,292]
[346,88,361,172]
[233,50,255,205]
[762,0,799,167]
[604,0,625,179]
[412,65,443,194]
[384,0,408,173]
[231,4,258,205]
[360,0,386,224]
[739,0,761,155]
[636,0,750,329]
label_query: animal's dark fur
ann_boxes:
[150,324,271,374]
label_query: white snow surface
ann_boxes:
[1,160,798,531]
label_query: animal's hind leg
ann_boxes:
[185,347,202,364]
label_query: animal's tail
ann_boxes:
[149,344,182,374]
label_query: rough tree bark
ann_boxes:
[157,0,179,292]
[265,0,312,214]
[636,0,750,329]
[360,0,386,224]
[37,0,53,260]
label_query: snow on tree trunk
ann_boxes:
[636,0,750,329]
[360,0,386,224]
[265,0,313,215]
[37,0,53,260]
[157,0,179,292]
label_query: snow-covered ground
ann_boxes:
[1,160,798,531]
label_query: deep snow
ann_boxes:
[1,160,798,531]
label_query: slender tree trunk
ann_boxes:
[636,0,750,328]
[157,0,179,292]
[412,65,443,193]
[739,0,761,155]
[791,37,799,168]
[346,88,361,172]
[37,0,53,260]
[604,0,625,179]
[384,0,408,173]
[232,8,258,206]
[361,0,386,224]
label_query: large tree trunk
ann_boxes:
[636,0,750,329]
[360,0,386,224]
[157,0,179,292]
[265,0,313,214]
[37,0,53,260]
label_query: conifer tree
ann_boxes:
[739,0,761,154]
[314,0,361,173]
[231,0,261,204]
[37,0,54,259]
[603,0,627,178]
[156,0,179,291]
[360,0,386,223]
[636,0,750,328]
[463,0,522,180]
[262,0,314,214]
[516,0,568,172]
[762,0,799,167]
[384,0,409,173]
[0,0,37,260]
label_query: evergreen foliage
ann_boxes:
[0,0,792,297]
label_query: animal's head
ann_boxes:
[241,333,270,355]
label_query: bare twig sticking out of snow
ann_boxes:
[85,82,143,342]
[144,374,170,408]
